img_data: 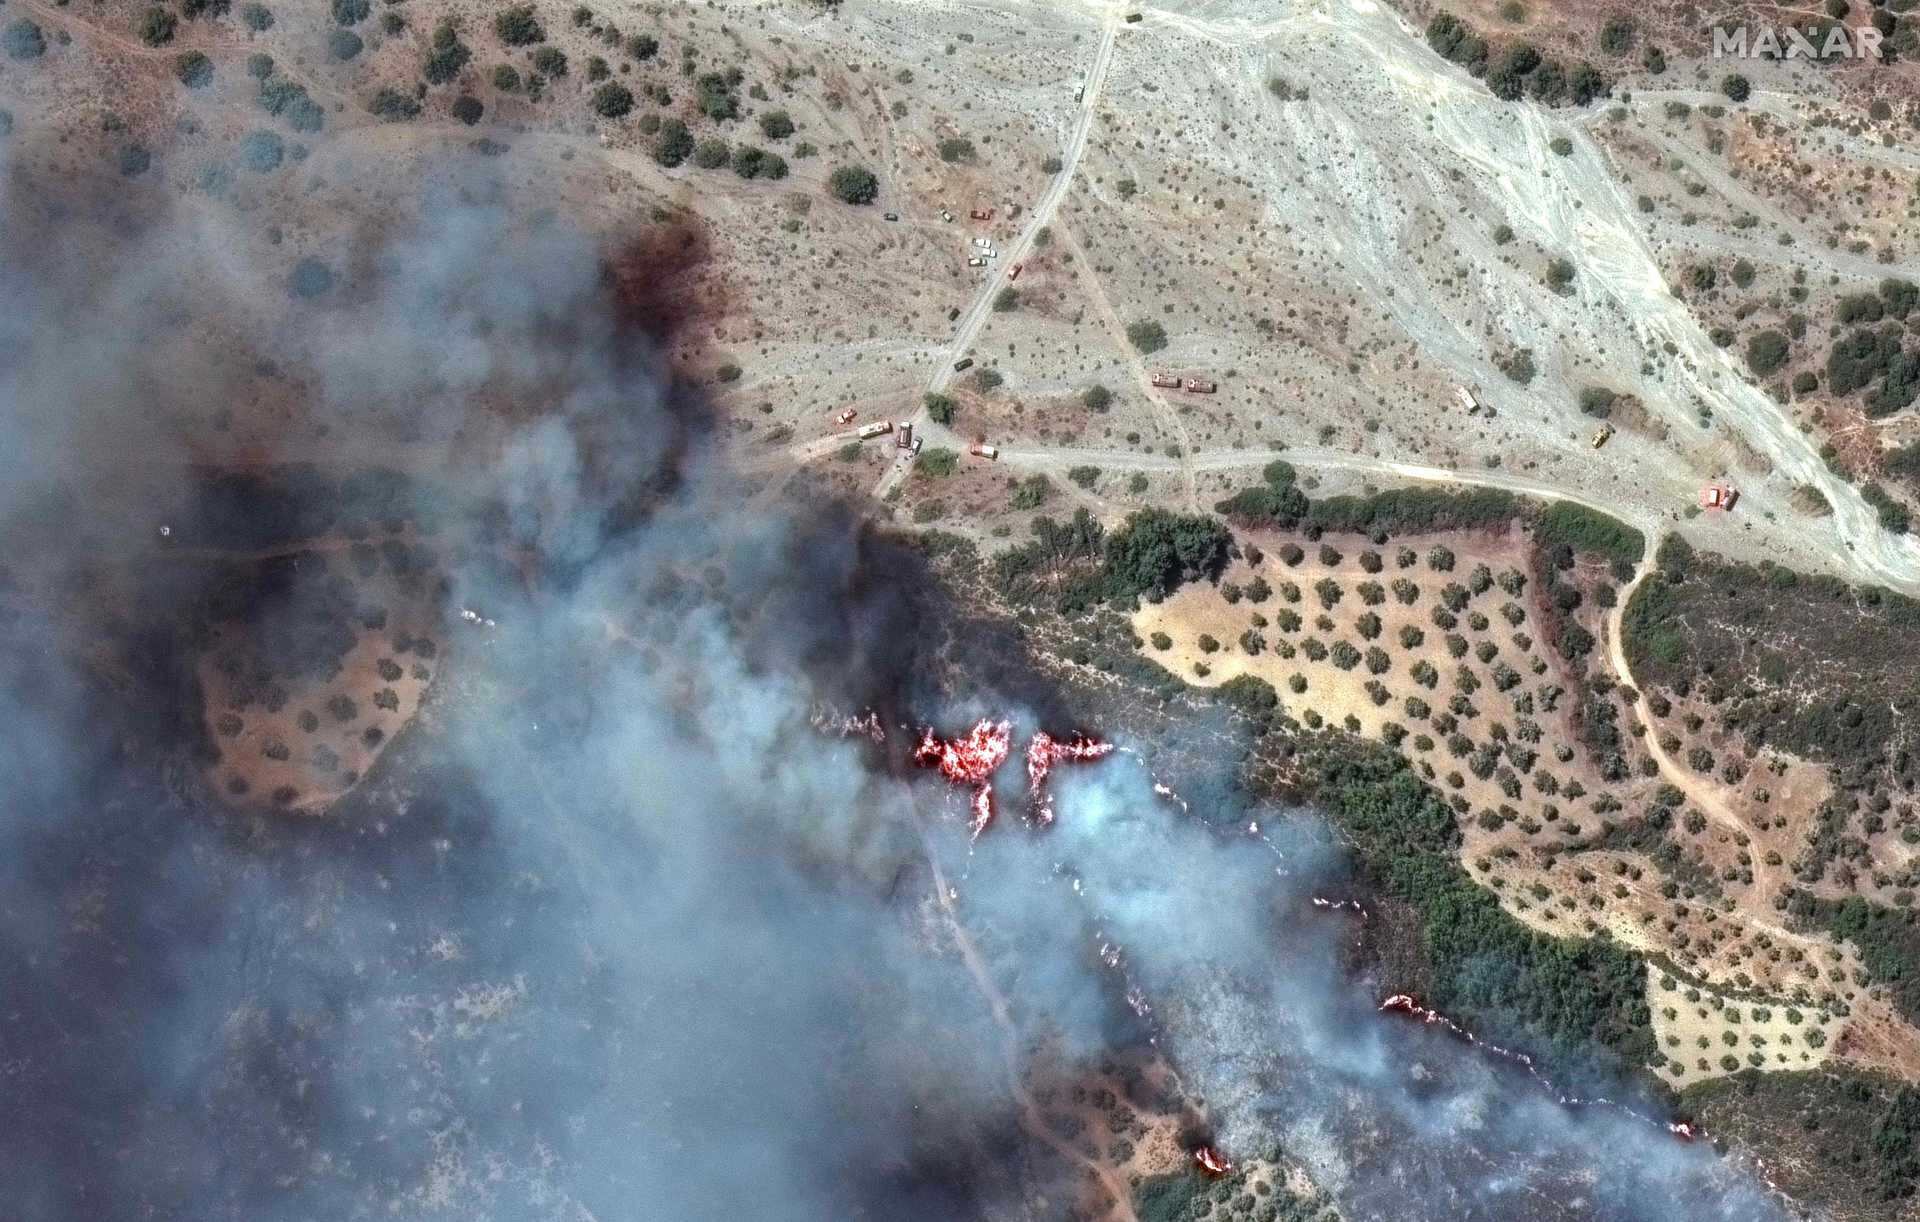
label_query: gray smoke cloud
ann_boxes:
[0,141,1788,1222]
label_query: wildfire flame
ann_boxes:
[910,720,1112,838]
[1024,731,1114,825]
[1376,992,1707,1144]
[1192,1146,1231,1177]
[913,720,1012,838]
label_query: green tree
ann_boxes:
[652,118,693,167]
[494,5,544,45]
[1100,509,1231,599]
[140,7,177,46]
[1746,330,1790,376]
[759,109,794,139]
[918,448,958,477]
[1722,73,1751,102]
[1011,475,1053,511]
[3,19,46,60]
[924,393,956,425]
[591,82,634,118]
[175,51,214,86]
[731,145,787,179]
[992,286,1019,312]
[1127,319,1168,354]
[425,23,472,84]
[828,164,878,204]
[1083,384,1112,412]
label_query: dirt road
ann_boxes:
[995,442,1671,534]
[870,14,1120,503]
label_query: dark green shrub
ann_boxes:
[591,82,634,118]
[828,164,878,204]
[176,51,214,86]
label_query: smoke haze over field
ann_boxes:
[0,151,1785,1220]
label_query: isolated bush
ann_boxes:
[239,129,285,171]
[923,393,956,425]
[241,4,274,31]
[1127,320,1168,354]
[451,94,484,125]
[493,64,521,91]
[1578,386,1617,417]
[329,29,364,60]
[1746,330,1790,376]
[590,82,634,118]
[1010,475,1052,511]
[368,87,421,121]
[695,71,736,120]
[1722,74,1750,102]
[626,33,657,60]
[732,145,786,179]
[938,137,975,163]
[331,0,369,25]
[692,138,729,169]
[176,51,214,86]
[1083,384,1113,412]
[289,257,334,299]
[425,23,472,84]
[3,19,46,60]
[140,7,177,46]
[532,45,567,77]
[759,109,794,140]
[495,5,544,45]
[652,118,693,167]
[828,164,878,204]
[993,286,1020,312]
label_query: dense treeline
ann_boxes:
[1622,538,1920,768]
[1535,502,1644,565]
[1214,461,1519,538]
[988,507,1231,614]
[1426,12,1611,107]
[1792,893,1920,1028]
[1825,279,1920,419]
[1311,743,1656,1086]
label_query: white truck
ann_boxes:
[857,421,893,440]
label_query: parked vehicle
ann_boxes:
[970,442,998,459]
[857,421,893,440]
[954,357,974,372]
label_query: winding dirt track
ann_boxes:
[870,15,1120,502]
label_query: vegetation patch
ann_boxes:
[1310,741,1655,1086]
